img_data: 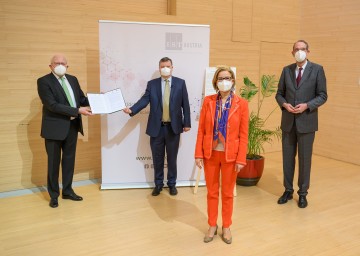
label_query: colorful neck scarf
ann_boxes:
[213,91,233,148]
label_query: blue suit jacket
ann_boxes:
[130,76,191,137]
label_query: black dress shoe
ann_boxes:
[152,186,162,196]
[298,195,308,208]
[277,191,293,204]
[49,198,58,208]
[62,193,83,201]
[169,186,178,196]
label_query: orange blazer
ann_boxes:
[195,94,249,165]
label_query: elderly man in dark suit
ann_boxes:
[275,40,327,208]
[123,57,191,196]
[37,54,92,208]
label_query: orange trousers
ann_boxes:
[204,150,237,228]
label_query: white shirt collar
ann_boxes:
[162,76,172,83]
[52,72,67,80]
[297,60,308,70]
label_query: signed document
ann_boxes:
[87,88,126,114]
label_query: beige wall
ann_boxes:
[301,0,360,164]
[0,0,358,192]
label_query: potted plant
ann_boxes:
[237,75,281,186]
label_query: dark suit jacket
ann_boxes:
[130,76,191,137]
[37,73,89,140]
[275,60,327,133]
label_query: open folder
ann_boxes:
[87,88,126,114]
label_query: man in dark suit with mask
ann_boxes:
[123,57,191,196]
[37,54,92,208]
[275,40,327,208]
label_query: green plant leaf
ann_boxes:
[261,75,278,97]
[240,75,281,159]
[240,76,258,101]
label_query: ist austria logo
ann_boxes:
[165,32,183,50]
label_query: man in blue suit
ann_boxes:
[123,57,191,196]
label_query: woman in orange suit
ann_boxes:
[195,66,249,244]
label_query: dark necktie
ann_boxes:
[296,67,303,86]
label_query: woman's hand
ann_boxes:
[235,164,244,173]
[195,158,204,169]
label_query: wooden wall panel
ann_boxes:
[301,0,360,165]
[0,0,168,192]
[252,0,300,43]
[167,0,177,15]
[0,0,330,191]
[232,0,253,42]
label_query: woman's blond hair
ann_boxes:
[212,66,236,91]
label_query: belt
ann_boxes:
[161,121,171,126]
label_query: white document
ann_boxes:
[87,88,126,114]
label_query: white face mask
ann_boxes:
[217,80,233,92]
[294,50,307,62]
[54,64,67,77]
[160,67,171,77]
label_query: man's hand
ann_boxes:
[79,107,92,116]
[183,127,191,132]
[123,107,132,114]
[294,103,308,114]
[283,103,296,113]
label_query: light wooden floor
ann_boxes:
[1,152,360,256]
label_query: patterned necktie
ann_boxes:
[296,67,303,86]
[162,79,170,122]
[60,77,75,107]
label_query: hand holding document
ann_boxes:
[87,88,126,114]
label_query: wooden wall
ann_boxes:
[301,0,360,165]
[0,0,358,192]
[0,0,169,192]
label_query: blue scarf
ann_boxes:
[213,91,233,148]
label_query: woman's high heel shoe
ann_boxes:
[203,225,218,243]
[221,227,232,244]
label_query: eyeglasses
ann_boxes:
[52,62,67,66]
[217,77,232,81]
[293,48,307,52]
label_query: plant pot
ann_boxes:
[236,156,265,186]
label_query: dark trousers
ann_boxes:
[45,120,79,199]
[150,124,180,188]
[282,125,315,196]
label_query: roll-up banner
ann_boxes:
[99,20,210,189]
